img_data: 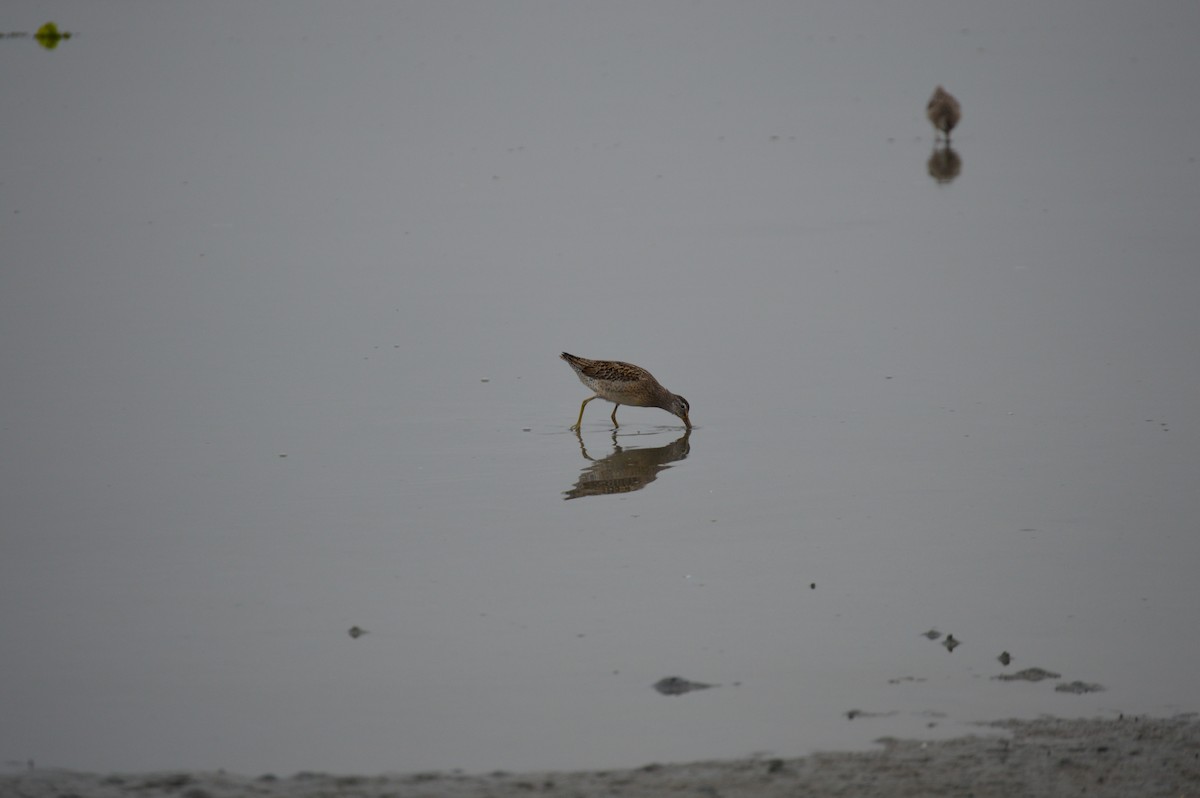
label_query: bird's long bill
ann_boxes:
[682,412,692,429]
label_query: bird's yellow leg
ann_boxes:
[571,396,597,431]
[610,403,621,428]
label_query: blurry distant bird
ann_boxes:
[926,85,961,142]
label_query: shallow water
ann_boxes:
[2,0,1199,777]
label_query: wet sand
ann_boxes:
[4,714,1197,798]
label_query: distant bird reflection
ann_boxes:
[564,430,690,499]
[927,143,962,184]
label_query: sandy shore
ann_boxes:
[4,715,1197,798]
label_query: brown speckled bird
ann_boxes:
[560,352,691,431]
[926,85,961,142]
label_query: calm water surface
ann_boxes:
[2,0,1199,776]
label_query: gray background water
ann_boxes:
[3,0,1198,777]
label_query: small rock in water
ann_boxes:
[845,709,897,720]
[998,651,1012,666]
[921,628,942,640]
[993,667,1061,682]
[942,634,961,651]
[653,676,714,696]
[348,626,368,639]
[1055,680,1105,694]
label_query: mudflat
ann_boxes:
[4,714,1197,798]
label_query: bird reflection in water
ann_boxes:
[563,430,691,500]
[927,143,962,184]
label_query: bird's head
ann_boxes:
[670,394,691,429]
